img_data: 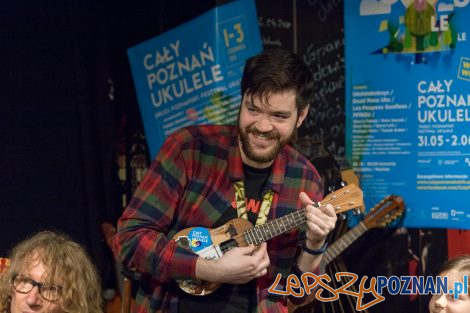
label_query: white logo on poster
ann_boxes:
[432,212,449,220]
[451,210,465,216]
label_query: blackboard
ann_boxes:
[297,0,345,167]
[255,0,294,50]
[255,0,346,168]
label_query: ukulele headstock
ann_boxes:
[321,183,364,215]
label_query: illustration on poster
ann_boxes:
[360,0,470,16]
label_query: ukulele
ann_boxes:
[173,184,363,296]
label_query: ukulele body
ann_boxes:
[173,218,253,295]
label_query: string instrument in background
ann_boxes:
[173,184,363,296]
[290,194,405,313]
[323,194,405,264]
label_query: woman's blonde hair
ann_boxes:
[0,231,103,313]
[439,255,470,289]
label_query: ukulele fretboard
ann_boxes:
[243,209,308,245]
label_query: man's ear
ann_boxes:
[296,104,309,128]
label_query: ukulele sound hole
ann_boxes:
[220,238,238,253]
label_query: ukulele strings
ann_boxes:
[220,210,307,253]
[219,188,355,253]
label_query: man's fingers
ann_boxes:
[233,244,257,255]
[299,192,315,206]
[321,203,337,217]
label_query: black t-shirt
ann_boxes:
[178,164,271,313]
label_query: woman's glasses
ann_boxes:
[11,274,62,302]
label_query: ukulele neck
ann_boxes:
[243,209,307,245]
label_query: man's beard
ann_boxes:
[239,125,293,164]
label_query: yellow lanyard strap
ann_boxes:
[233,180,273,226]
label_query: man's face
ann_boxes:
[10,260,64,313]
[238,90,308,168]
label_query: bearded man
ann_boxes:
[114,49,337,313]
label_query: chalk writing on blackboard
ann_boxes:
[262,36,282,48]
[299,36,346,164]
[258,16,293,49]
[258,17,292,29]
[256,0,294,50]
[302,39,344,118]
[308,0,343,23]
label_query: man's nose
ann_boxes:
[255,115,274,133]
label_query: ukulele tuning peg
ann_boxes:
[339,213,347,220]
[328,186,336,192]
[352,208,361,216]
[339,180,348,187]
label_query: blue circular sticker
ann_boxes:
[188,227,213,252]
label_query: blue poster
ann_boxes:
[345,0,470,229]
[128,0,262,157]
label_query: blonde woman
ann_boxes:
[0,231,103,313]
[429,255,470,313]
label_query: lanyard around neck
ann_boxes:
[233,180,273,226]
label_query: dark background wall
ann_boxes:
[0,1,452,312]
[0,0,244,295]
[1,0,114,265]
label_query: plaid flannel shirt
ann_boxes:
[114,125,324,313]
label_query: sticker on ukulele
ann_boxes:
[188,227,212,252]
